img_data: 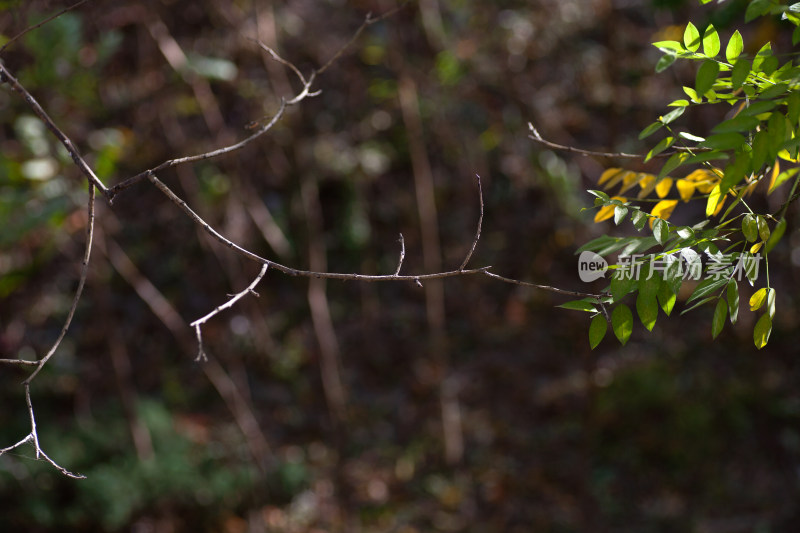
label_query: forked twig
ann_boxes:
[190,264,270,361]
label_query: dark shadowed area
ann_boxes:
[1,0,799,531]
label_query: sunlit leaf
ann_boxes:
[706,184,722,217]
[749,287,767,311]
[684,22,701,52]
[726,30,744,62]
[614,205,628,225]
[657,279,677,315]
[753,313,772,349]
[703,24,720,57]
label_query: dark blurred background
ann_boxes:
[1,0,799,531]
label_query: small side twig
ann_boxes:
[0,0,90,55]
[0,384,86,479]
[395,233,406,275]
[459,174,484,270]
[528,122,706,159]
[190,263,270,361]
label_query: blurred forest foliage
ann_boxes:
[1,0,799,531]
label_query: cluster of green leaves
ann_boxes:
[564,0,800,350]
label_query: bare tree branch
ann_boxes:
[190,264,269,361]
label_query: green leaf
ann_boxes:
[760,83,787,99]
[681,295,718,315]
[712,115,760,134]
[712,298,727,339]
[639,121,664,140]
[656,52,678,73]
[659,151,691,179]
[661,106,686,125]
[636,291,658,331]
[657,279,677,316]
[739,100,776,117]
[703,24,720,57]
[631,210,647,231]
[752,42,773,72]
[669,99,690,107]
[746,0,772,23]
[557,299,599,312]
[684,22,701,52]
[614,205,628,225]
[742,213,759,242]
[699,132,746,151]
[751,130,770,173]
[727,280,739,324]
[653,218,668,245]
[753,313,772,349]
[610,271,638,302]
[766,288,776,318]
[645,136,675,162]
[765,218,786,254]
[679,131,705,142]
[653,40,684,52]
[686,277,728,305]
[611,304,634,346]
[589,314,607,349]
[683,86,702,103]
[726,30,744,62]
[696,60,720,96]
[731,58,751,90]
[757,215,770,242]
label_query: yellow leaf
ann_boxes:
[649,199,679,227]
[750,241,763,253]
[750,287,767,311]
[655,177,673,198]
[744,180,758,196]
[768,160,780,193]
[594,196,627,223]
[778,149,798,163]
[712,194,727,216]
[676,178,695,202]
[706,184,722,217]
[601,169,631,191]
[598,167,623,186]
[618,171,642,194]
[685,168,721,193]
[637,174,657,199]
